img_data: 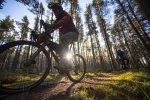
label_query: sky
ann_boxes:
[0,0,34,21]
[0,0,92,29]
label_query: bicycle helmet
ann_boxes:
[47,2,63,10]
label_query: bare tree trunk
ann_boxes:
[134,0,150,21]
[11,46,21,71]
[102,19,117,70]
[116,0,150,55]
[127,0,150,43]
[89,34,96,68]
[119,22,139,68]
[93,31,105,69]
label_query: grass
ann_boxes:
[0,70,64,87]
[66,68,150,100]
[0,68,150,99]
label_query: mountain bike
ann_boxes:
[0,29,86,93]
[116,58,129,70]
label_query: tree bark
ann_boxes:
[127,0,150,44]
[116,0,150,55]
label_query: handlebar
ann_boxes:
[30,20,54,42]
[31,31,53,40]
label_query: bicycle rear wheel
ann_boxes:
[67,54,86,83]
[0,41,51,93]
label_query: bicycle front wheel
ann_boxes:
[67,54,86,83]
[0,41,51,93]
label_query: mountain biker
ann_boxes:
[116,49,126,60]
[38,3,79,70]
[116,49,129,69]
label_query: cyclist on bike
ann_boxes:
[38,3,79,70]
[116,49,129,70]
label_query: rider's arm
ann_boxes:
[51,13,71,30]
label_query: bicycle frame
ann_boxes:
[30,32,81,73]
[47,44,60,64]
[30,43,47,61]
[28,39,60,67]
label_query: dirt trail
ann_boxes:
[0,73,117,100]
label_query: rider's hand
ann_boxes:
[40,20,45,26]
[31,31,39,40]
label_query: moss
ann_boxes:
[70,69,150,100]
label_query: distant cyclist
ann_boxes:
[116,49,129,70]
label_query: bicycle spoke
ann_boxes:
[0,41,50,93]
[67,54,86,82]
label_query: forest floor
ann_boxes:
[0,67,150,100]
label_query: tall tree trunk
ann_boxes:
[127,0,150,44]
[101,18,117,70]
[11,46,22,71]
[134,0,150,22]
[119,23,139,68]
[116,0,150,55]
[93,2,117,70]
[89,34,96,68]
[93,30,104,69]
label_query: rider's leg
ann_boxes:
[60,32,78,55]
[122,59,127,70]
[48,41,61,54]
[124,59,129,70]
[118,59,122,70]
[127,59,129,66]
[59,32,78,70]
[121,59,124,70]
